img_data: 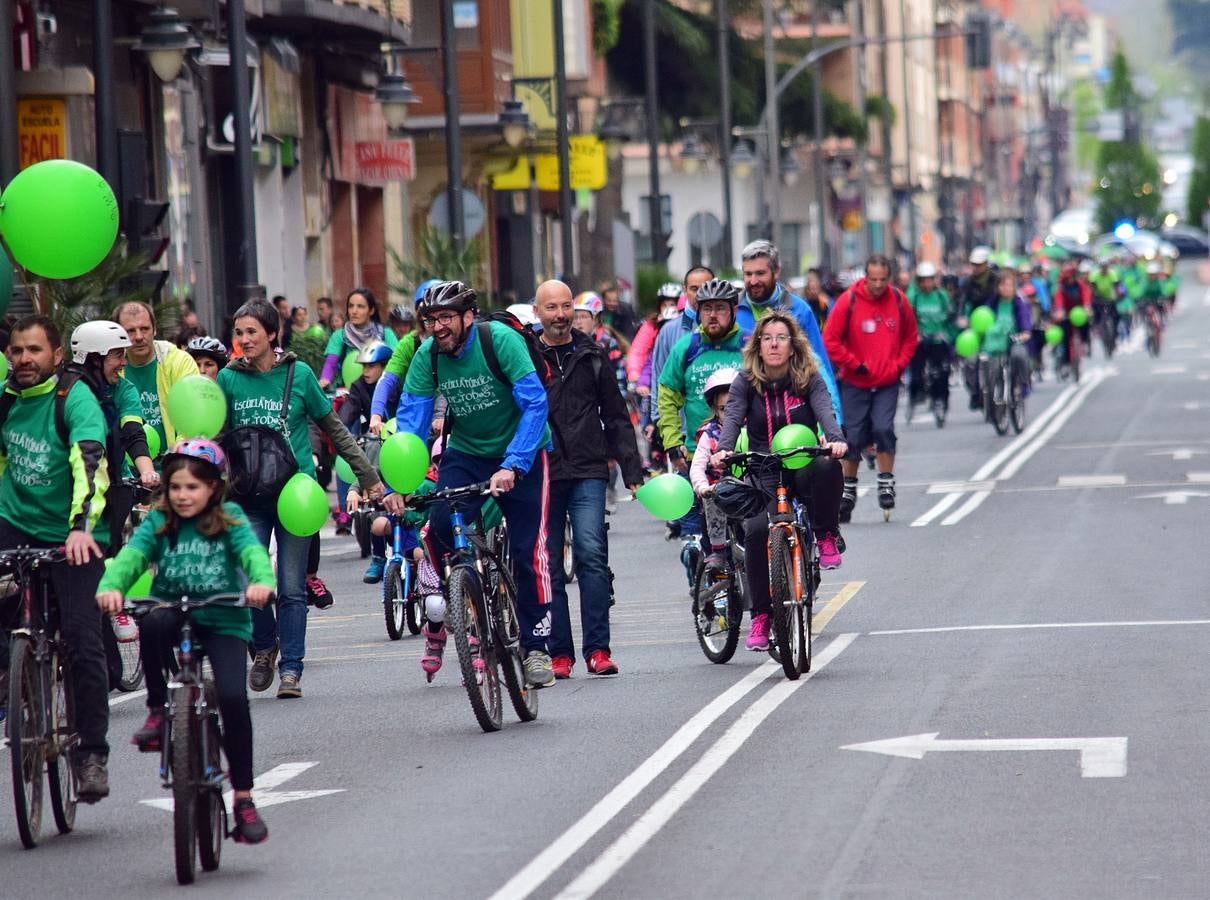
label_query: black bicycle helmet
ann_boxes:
[712,476,769,520]
[695,278,741,305]
[417,280,477,314]
[186,336,230,368]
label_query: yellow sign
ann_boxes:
[17,98,66,170]
[534,135,608,191]
[491,155,531,191]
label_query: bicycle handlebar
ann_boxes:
[405,481,492,508]
[726,446,831,467]
[125,592,262,616]
[0,546,67,564]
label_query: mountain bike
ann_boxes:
[407,483,537,732]
[727,445,829,679]
[126,593,261,885]
[689,524,746,664]
[978,338,1028,436]
[1143,303,1163,357]
[2,546,78,849]
[381,507,422,640]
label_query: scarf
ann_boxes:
[343,319,384,352]
[745,283,786,321]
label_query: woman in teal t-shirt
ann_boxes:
[318,287,398,389]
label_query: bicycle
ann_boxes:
[1143,303,1163,358]
[113,477,158,693]
[374,502,423,640]
[908,338,952,428]
[406,483,537,732]
[689,523,746,664]
[1092,299,1117,359]
[978,337,1028,436]
[351,435,384,559]
[726,445,830,680]
[126,592,259,885]
[2,546,78,849]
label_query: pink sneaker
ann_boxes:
[817,533,842,570]
[420,624,447,682]
[746,613,770,651]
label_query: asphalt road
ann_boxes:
[5,270,1210,898]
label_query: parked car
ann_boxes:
[1161,225,1210,258]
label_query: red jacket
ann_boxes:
[823,279,920,389]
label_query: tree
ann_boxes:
[1093,141,1162,232]
[1187,116,1210,227]
[1103,49,1136,111]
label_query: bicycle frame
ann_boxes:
[767,482,809,608]
[5,550,69,756]
[159,613,224,792]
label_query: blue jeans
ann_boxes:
[245,505,310,677]
[423,447,552,653]
[546,478,611,661]
[336,476,350,515]
[677,469,702,535]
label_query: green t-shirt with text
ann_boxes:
[403,323,550,460]
[217,360,332,478]
[122,359,165,451]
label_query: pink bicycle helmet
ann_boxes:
[164,438,227,479]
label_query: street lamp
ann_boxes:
[499,99,531,149]
[375,71,418,129]
[680,133,708,174]
[598,99,642,161]
[731,141,756,179]
[133,4,200,83]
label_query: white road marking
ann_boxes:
[940,490,992,526]
[109,690,147,707]
[550,634,859,900]
[1133,490,1210,505]
[869,619,1210,636]
[487,660,783,900]
[1183,402,1202,411]
[1146,447,1207,461]
[993,370,1109,482]
[909,490,963,527]
[141,760,344,811]
[1186,472,1210,483]
[927,480,996,494]
[1151,365,1188,375]
[1199,373,1210,382]
[841,733,1127,778]
[1056,474,1127,487]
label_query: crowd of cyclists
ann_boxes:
[0,233,1183,858]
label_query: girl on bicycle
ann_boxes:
[96,439,276,844]
[690,368,740,573]
[711,312,847,651]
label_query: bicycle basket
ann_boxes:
[712,477,770,520]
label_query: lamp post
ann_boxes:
[374,51,419,130]
[226,0,263,304]
[133,4,200,84]
[716,0,733,266]
[440,0,465,253]
[499,99,530,149]
[93,0,118,190]
[553,0,575,285]
[642,0,667,263]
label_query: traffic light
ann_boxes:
[120,197,170,302]
[965,11,992,70]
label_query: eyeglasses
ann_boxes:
[759,334,791,345]
[420,311,460,328]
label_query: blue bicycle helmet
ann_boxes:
[414,279,441,305]
[354,340,393,366]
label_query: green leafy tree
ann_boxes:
[1103,49,1136,111]
[1188,116,1210,227]
[1093,141,1162,232]
[388,226,482,301]
[1070,80,1101,173]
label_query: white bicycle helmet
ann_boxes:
[71,321,132,364]
[915,261,938,279]
[703,367,739,404]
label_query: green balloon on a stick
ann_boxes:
[1044,325,1063,346]
[969,306,995,336]
[334,455,356,484]
[341,354,363,387]
[955,329,981,359]
[635,473,694,521]
[277,474,329,537]
[143,424,161,458]
[770,423,818,470]
[379,432,429,494]
[166,374,227,438]
[1069,305,1089,328]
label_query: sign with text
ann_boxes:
[534,134,607,191]
[355,140,416,184]
[17,98,66,169]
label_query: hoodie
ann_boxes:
[823,278,920,389]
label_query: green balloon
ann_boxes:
[0,246,12,317]
[143,423,161,458]
[0,159,118,279]
[334,454,356,484]
[635,473,694,520]
[379,432,429,494]
[166,374,227,438]
[1044,324,1063,346]
[731,426,748,477]
[969,306,995,336]
[382,417,398,437]
[307,324,327,339]
[770,423,818,470]
[955,329,981,359]
[1069,305,1089,327]
[277,474,329,537]
[341,353,363,387]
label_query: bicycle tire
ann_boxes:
[383,561,405,641]
[691,562,741,664]
[8,636,44,848]
[405,561,423,635]
[197,692,224,874]
[991,362,1010,435]
[172,694,199,885]
[494,585,538,723]
[117,634,144,692]
[798,541,817,675]
[47,649,78,835]
[1010,371,1027,435]
[446,567,503,732]
[562,517,575,584]
[768,528,800,681]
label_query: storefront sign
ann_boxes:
[17,98,65,169]
[534,134,607,191]
[355,140,416,183]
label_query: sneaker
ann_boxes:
[334,512,352,536]
[112,613,138,643]
[276,672,302,699]
[586,650,619,676]
[362,556,386,584]
[746,613,771,651]
[551,655,574,680]
[232,797,269,844]
[420,624,447,682]
[524,650,556,688]
[249,646,278,692]
[131,712,164,752]
[75,753,109,803]
[306,574,333,609]
[817,533,842,570]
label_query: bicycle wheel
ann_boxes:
[495,589,538,724]
[172,694,200,885]
[1009,371,1027,435]
[446,567,503,732]
[797,541,817,675]
[197,694,224,874]
[117,633,143,692]
[383,560,405,641]
[47,649,78,835]
[404,560,423,635]
[767,528,800,681]
[692,562,741,664]
[8,637,44,848]
[992,363,1010,436]
[562,517,575,584]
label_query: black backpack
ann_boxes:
[429,311,552,390]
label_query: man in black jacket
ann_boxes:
[535,280,644,679]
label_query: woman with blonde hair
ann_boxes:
[712,311,847,652]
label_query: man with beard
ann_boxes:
[737,240,842,424]
[395,282,557,688]
[534,280,643,679]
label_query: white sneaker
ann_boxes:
[112,613,139,643]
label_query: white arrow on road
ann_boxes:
[1133,490,1210,506]
[141,761,344,811]
[841,733,1128,778]
[1146,448,1208,461]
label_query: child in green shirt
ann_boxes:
[96,439,275,844]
